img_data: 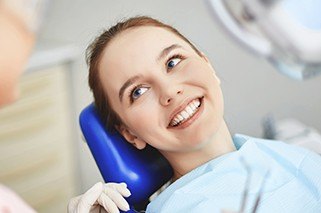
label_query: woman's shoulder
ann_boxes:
[235,133,321,170]
[234,133,310,154]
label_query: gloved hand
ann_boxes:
[68,182,131,213]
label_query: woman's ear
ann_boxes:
[115,124,147,150]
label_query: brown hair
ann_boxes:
[86,16,202,131]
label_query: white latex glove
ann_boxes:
[68,182,131,213]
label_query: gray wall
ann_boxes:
[40,0,321,191]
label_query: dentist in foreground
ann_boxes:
[0,0,129,212]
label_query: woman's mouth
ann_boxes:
[168,97,204,129]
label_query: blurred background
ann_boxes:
[1,0,320,212]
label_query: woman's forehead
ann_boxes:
[100,26,191,76]
[104,26,192,59]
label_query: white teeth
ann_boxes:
[178,114,184,121]
[193,99,200,107]
[169,98,202,127]
[186,106,193,115]
[181,111,189,119]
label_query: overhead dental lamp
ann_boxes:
[206,0,321,80]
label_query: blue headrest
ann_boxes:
[79,104,173,206]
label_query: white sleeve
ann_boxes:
[0,184,36,213]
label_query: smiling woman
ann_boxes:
[78,16,321,213]
[88,17,232,173]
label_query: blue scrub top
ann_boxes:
[146,134,321,213]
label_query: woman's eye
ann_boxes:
[167,58,181,69]
[131,86,148,100]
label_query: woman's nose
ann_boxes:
[159,86,183,106]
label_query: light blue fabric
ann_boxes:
[146,134,321,213]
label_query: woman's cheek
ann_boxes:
[183,60,207,78]
[130,100,157,125]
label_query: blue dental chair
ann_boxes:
[79,104,173,212]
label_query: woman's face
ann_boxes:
[99,26,224,153]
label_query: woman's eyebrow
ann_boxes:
[157,44,183,62]
[119,75,142,102]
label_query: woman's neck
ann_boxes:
[163,121,235,181]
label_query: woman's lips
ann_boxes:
[168,97,204,129]
[169,98,201,126]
